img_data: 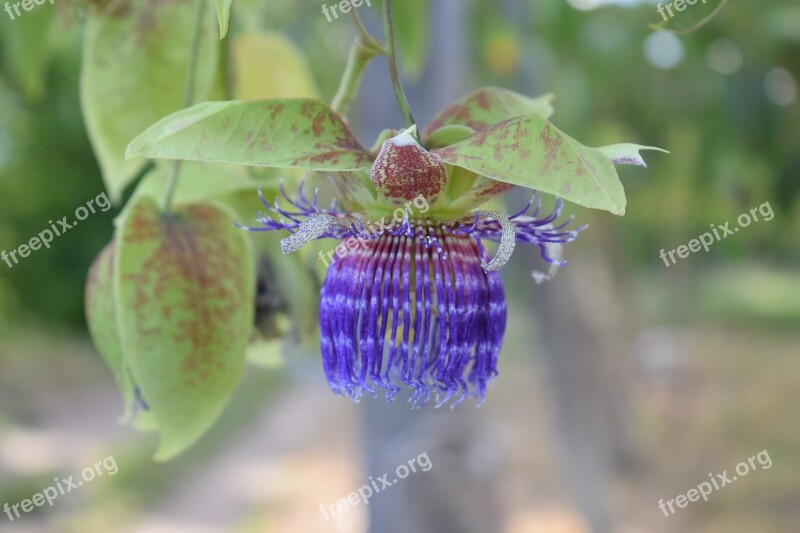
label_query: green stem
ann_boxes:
[383,0,416,130]
[164,0,206,213]
[221,8,235,101]
[352,7,380,48]
[331,35,383,115]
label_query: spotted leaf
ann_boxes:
[126,99,374,172]
[115,196,254,460]
[433,115,665,215]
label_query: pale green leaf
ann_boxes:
[246,337,284,369]
[447,179,514,212]
[424,87,555,139]
[369,129,400,154]
[85,241,157,432]
[126,99,374,172]
[394,0,429,79]
[225,192,322,343]
[130,162,279,207]
[425,125,474,150]
[81,0,218,202]
[115,197,255,460]
[216,0,233,38]
[232,32,319,100]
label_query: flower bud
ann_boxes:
[370,125,448,201]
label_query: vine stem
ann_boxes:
[383,0,416,130]
[332,10,384,116]
[164,0,206,213]
[331,36,384,115]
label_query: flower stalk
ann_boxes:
[164,0,207,213]
[383,0,416,131]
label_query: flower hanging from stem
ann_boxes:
[241,126,586,407]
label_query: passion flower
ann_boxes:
[243,125,585,408]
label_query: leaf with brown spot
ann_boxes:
[433,115,665,215]
[423,87,555,140]
[126,99,374,173]
[115,196,255,460]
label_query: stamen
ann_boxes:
[479,210,516,272]
[280,212,351,254]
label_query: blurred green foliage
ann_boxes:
[0,19,112,332]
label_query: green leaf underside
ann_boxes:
[433,115,635,215]
[424,87,555,139]
[596,143,669,167]
[126,99,374,172]
[86,242,132,403]
[425,125,475,150]
[328,171,379,211]
[115,197,254,460]
[215,0,233,39]
[132,161,279,207]
[81,0,218,202]
[369,129,400,154]
[447,180,515,212]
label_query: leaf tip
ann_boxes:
[599,144,669,168]
[153,442,180,463]
[125,141,142,161]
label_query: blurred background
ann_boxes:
[0,0,798,532]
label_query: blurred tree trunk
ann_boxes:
[527,215,640,533]
[360,1,504,532]
[507,0,639,527]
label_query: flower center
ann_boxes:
[370,126,448,203]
